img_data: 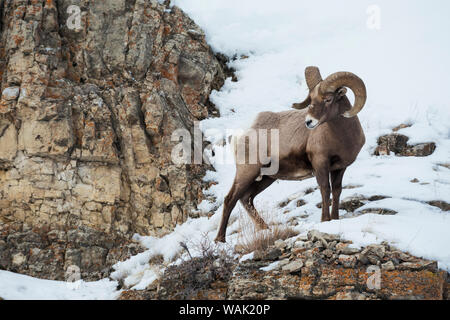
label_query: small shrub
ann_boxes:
[159,234,234,299]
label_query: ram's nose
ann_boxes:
[305,115,319,129]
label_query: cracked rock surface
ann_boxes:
[0,0,225,280]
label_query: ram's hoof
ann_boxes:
[214,235,226,243]
[256,223,269,231]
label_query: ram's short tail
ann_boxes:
[228,133,263,181]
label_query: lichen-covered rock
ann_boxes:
[0,0,225,280]
[119,233,449,300]
[374,132,436,157]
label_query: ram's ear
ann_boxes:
[336,87,347,99]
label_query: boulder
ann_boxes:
[374,133,436,157]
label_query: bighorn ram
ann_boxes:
[215,66,367,243]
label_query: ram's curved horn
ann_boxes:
[305,66,323,90]
[292,66,322,110]
[320,71,367,118]
[292,96,311,110]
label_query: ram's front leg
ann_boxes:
[313,158,331,222]
[330,168,346,220]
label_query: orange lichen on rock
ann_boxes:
[160,64,178,83]
[13,35,24,46]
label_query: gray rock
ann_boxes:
[254,247,282,261]
[407,143,436,157]
[11,253,27,266]
[322,249,334,258]
[341,246,361,255]
[338,255,357,268]
[366,254,381,265]
[274,239,287,250]
[363,244,386,259]
[356,253,369,265]
[327,241,338,250]
[358,208,397,215]
[282,260,303,273]
[374,133,436,157]
[293,240,306,249]
[381,261,396,271]
[278,259,290,268]
[307,230,339,244]
[399,261,438,272]
[427,201,450,212]
[374,133,409,155]
[296,234,309,242]
[1,87,20,100]
[340,195,367,212]
[304,259,316,268]
[296,200,306,207]
[313,240,325,249]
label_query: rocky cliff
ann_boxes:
[0,0,225,280]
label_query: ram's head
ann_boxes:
[293,66,367,129]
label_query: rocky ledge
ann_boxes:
[119,231,449,300]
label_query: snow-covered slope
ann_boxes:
[113,0,450,289]
[0,270,119,300]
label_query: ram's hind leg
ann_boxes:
[215,166,261,243]
[240,176,275,231]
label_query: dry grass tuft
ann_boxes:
[235,208,298,254]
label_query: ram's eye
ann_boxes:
[324,97,332,103]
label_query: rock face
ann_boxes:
[0,223,144,281]
[119,232,449,300]
[0,0,225,279]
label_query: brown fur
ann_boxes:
[215,85,366,243]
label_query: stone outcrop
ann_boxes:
[313,194,396,217]
[0,0,225,279]
[374,131,436,157]
[119,231,449,300]
[427,201,450,212]
[0,223,144,281]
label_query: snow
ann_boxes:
[260,261,281,272]
[172,0,450,270]
[239,252,254,263]
[109,0,450,289]
[1,86,19,100]
[0,270,119,300]
[2,0,450,297]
